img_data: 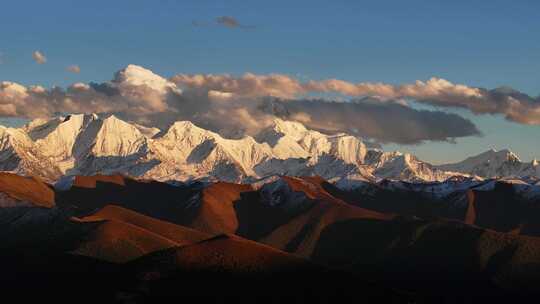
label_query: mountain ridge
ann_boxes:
[0,113,537,185]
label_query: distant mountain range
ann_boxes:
[0,111,537,185]
[0,111,538,186]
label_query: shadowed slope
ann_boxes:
[311,216,540,295]
[465,183,540,236]
[256,176,393,257]
[56,174,201,225]
[130,234,316,274]
[73,174,127,188]
[321,178,466,220]
[324,178,540,238]
[126,233,406,300]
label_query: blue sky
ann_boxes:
[0,0,539,164]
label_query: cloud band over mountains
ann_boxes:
[1,65,537,144]
[262,98,480,144]
[172,73,540,125]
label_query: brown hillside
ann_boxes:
[73,205,214,263]
[0,173,54,207]
[81,205,211,245]
[188,182,252,234]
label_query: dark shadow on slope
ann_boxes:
[124,235,411,301]
[321,181,467,221]
[0,252,130,302]
[26,117,62,141]
[467,182,540,236]
[233,190,317,240]
[186,139,216,164]
[311,217,507,296]
[68,155,161,177]
[56,178,202,226]
[0,206,96,253]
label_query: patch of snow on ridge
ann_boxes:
[258,178,311,213]
[54,175,76,191]
[329,174,372,191]
[251,175,282,190]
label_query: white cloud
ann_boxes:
[171,73,304,99]
[6,64,540,144]
[32,51,47,64]
[0,65,181,118]
[172,73,540,125]
[66,65,81,73]
[215,16,254,29]
[216,16,240,28]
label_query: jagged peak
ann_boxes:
[271,118,308,133]
[170,120,199,129]
[436,148,528,180]
[264,118,321,143]
[99,115,143,135]
[156,120,218,144]
[61,113,99,126]
[459,148,520,163]
[101,114,121,123]
[166,120,212,135]
[25,113,98,132]
[485,148,520,162]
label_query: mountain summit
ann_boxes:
[437,148,538,179]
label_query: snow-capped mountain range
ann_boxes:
[0,111,538,185]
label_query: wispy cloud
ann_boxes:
[66,65,81,73]
[215,16,254,29]
[32,51,47,64]
[216,16,240,27]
